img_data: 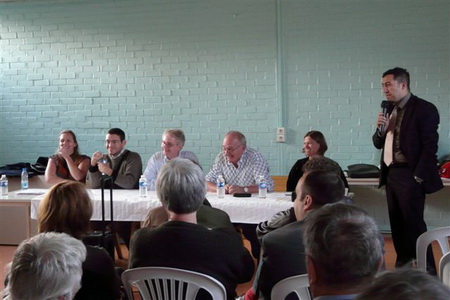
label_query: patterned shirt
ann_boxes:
[205,148,274,192]
[143,150,199,182]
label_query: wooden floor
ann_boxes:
[0,234,444,295]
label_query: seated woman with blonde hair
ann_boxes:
[45,130,90,184]
[38,181,122,300]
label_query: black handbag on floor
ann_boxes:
[83,176,115,259]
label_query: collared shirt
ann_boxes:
[205,148,274,192]
[392,92,411,164]
[143,150,199,182]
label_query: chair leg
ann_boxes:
[114,232,124,259]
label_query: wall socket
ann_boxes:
[277,127,285,135]
[276,127,286,143]
[276,134,285,143]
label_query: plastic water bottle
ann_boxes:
[139,175,148,197]
[0,175,8,196]
[258,175,267,198]
[217,175,225,198]
[21,168,29,190]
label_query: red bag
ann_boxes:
[440,162,450,178]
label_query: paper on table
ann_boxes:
[16,189,46,195]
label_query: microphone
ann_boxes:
[380,100,391,134]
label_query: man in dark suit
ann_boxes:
[373,67,443,271]
[250,170,345,300]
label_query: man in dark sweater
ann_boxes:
[129,158,254,300]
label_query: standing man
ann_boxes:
[143,129,199,186]
[373,67,443,271]
[86,127,143,247]
[205,131,274,259]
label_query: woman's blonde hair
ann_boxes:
[38,181,93,239]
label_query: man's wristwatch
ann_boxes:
[243,187,249,193]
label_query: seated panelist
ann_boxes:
[143,129,199,186]
[286,130,348,196]
[45,130,90,184]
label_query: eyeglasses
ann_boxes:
[161,141,178,148]
[222,144,242,153]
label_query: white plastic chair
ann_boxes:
[121,266,226,300]
[439,251,450,287]
[271,274,312,300]
[416,226,450,272]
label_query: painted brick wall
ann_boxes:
[1,0,449,179]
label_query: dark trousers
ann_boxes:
[386,166,436,273]
[234,223,260,260]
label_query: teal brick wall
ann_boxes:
[1,0,449,177]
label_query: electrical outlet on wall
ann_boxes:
[277,127,285,135]
[276,134,285,143]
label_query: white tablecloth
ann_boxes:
[30,189,292,224]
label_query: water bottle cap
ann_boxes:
[22,168,27,171]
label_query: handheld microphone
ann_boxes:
[380,100,390,134]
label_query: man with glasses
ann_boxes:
[143,129,199,187]
[86,127,142,247]
[205,131,273,260]
[87,128,142,189]
[206,131,273,194]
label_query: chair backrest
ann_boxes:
[440,251,450,288]
[416,226,450,272]
[121,266,227,300]
[271,274,312,300]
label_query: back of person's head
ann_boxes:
[304,130,328,155]
[163,129,186,146]
[356,268,450,300]
[107,127,126,141]
[303,203,382,294]
[38,181,93,239]
[382,67,410,90]
[156,157,205,214]
[302,156,341,176]
[5,232,86,300]
[300,170,345,207]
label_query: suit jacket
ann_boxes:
[254,221,306,300]
[372,94,443,194]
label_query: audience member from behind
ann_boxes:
[356,268,450,300]
[1,232,86,300]
[45,130,90,184]
[143,129,199,187]
[286,130,348,196]
[303,203,383,299]
[129,158,254,300]
[38,181,122,300]
[257,156,350,242]
[248,170,345,300]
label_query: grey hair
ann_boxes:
[156,157,205,214]
[5,232,86,300]
[225,131,247,146]
[163,129,186,146]
[356,268,450,300]
[303,203,382,288]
